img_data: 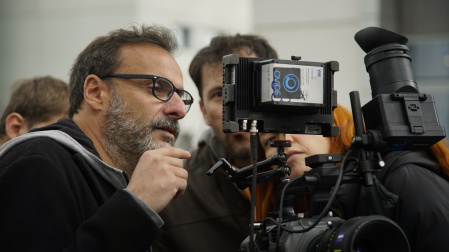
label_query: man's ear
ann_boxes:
[5,113,30,140]
[199,100,211,126]
[83,74,110,112]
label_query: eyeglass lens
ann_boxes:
[153,78,173,100]
[154,78,193,111]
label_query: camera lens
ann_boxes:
[320,215,410,252]
[352,239,378,252]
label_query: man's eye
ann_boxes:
[144,80,155,89]
[212,91,222,98]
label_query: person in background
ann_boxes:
[0,24,194,251]
[257,105,449,252]
[154,34,278,252]
[0,76,69,145]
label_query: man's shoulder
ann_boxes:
[0,136,80,187]
[0,135,74,165]
[3,134,71,153]
[380,151,449,207]
[381,150,444,180]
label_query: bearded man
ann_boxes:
[0,24,194,251]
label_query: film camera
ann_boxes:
[208,27,446,252]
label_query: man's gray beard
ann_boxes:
[101,91,179,176]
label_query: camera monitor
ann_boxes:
[222,54,339,136]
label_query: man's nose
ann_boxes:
[164,92,187,120]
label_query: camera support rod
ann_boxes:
[207,141,291,190]
[350,91,376,186]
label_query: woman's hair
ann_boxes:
[429,139,449,177]
[254,106,449,220]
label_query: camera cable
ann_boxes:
[274,150,353,251]
[249,123,259,252]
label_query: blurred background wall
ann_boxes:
[1,0,448,151]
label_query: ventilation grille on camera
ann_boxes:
[236,57,252,111]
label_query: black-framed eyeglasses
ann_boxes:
[103,74,193,113]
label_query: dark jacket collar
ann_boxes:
[30,118,101,159]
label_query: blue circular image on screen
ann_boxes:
[283,74,300,93]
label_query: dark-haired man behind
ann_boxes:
[154,34,278,252]
[0,76,69,145]
[0,25,194,251]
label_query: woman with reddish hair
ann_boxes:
[256,105,449,251]
[255,105,355,220]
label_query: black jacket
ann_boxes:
[154,129,251,252]
[0,118,162,252]
[337,150,449,252]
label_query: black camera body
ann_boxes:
[208,27,446,252]
[236,153,410,252]
[233,152,411,252]
[222,55,339,136]
[353,27,445,150]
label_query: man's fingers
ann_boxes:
[146,147,191,159]
[173,176,188,199]
[139,148,189,168]
[173,165,188,179]
[126,146,191,212]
